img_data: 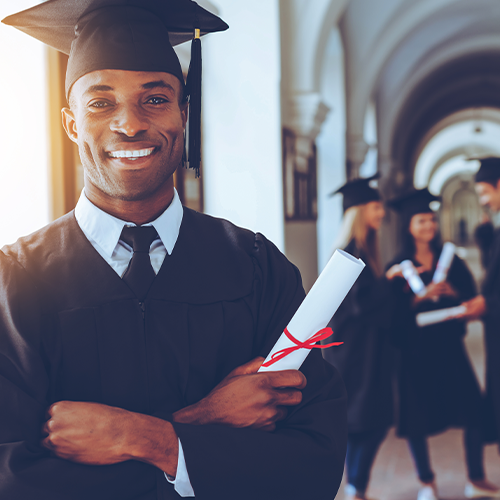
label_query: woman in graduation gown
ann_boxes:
[386,189,499,500]
[323,176,394,500]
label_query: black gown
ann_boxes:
[482,227,500,445]
[0,208,347,500]
[323,239,394,433]
[389,252,483,437]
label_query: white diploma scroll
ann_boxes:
[432,242,456,283]
[416,305,466,327]
[400,260,426,297]
[258,249,365,372]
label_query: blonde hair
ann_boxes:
[333,204,382,276]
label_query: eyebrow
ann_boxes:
[82,80,176,97]
[141,80,176,93]
[82,85,113,98]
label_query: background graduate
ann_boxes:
[386,189,499,500]
[323,176,394,500]
[461,157,500,458]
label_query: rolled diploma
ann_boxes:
[432,242,456,283]
[259,249,365,372]
[416,305,466,327]
[400,260,427,297]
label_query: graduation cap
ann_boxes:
[2,0,229,178]
[388,188,440,219]
[330,174,381,212]
[474,157,500,184]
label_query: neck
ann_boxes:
[414,239,431,257]
[84,179,175,225]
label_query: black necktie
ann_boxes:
[120,226,158,301]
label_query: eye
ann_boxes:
[89,100,110,109]
[146,96,169,105]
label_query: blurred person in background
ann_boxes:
[386,188,499,500]
[461,157,500,461]
[323,176,394,500]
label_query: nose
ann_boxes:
[110,104,149,137]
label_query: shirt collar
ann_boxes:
[74,189,183,258]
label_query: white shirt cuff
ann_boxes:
[164,438,195,497]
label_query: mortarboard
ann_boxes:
[330,174,381,212]
[474,157,500,184]
[2,0,229,177]
[388,188,440,219]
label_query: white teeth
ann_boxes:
[109,148,155,159]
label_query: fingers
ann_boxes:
[270,388,303,406]
[265,369,307,390]
[385,264,403,280]
[250,406,288,432]
[229,357,265,377]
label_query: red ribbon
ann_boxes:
[261,327,343,368]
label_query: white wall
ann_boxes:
[202,0,285,250]
[317,28,347,271]
[0,1,50,247]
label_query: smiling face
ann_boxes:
[409,212,438,244]
[62,70,187,207]
[363,200,385,231]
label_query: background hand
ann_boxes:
[430,281,458,298]
[458,295,487,320]
[415,281,457,303]
[385,264,403,280]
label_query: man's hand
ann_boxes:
[458,295,487,320]
[41,401,179,476]
[173,357,307,432]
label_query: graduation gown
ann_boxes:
[389,252,483,438]
[0,208,347,500]
[482,227,500,444]
[474,221,495,269]
[322,240,394,433]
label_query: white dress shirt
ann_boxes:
[74,189,195,497]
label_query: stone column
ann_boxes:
[282,93,330,291]
[346,134,370,179]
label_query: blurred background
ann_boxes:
[1,0,500,497]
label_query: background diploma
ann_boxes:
[416,305,466,327]
[400,260,427,297]
[259,249,365,372]
[432,242,456,283]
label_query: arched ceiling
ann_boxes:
[388,51,500,180]
[280,0,350,96]
[414,108,500,193]
[340,0,500,183]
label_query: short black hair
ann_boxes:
[478,177,500,188]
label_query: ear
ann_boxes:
[180,101,188,129]
[61,107,78,144]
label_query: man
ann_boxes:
[0,1,347,499]
[461,157,500,450]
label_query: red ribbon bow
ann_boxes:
[261,327,343,368]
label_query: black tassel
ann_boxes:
[186,30,202,178]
